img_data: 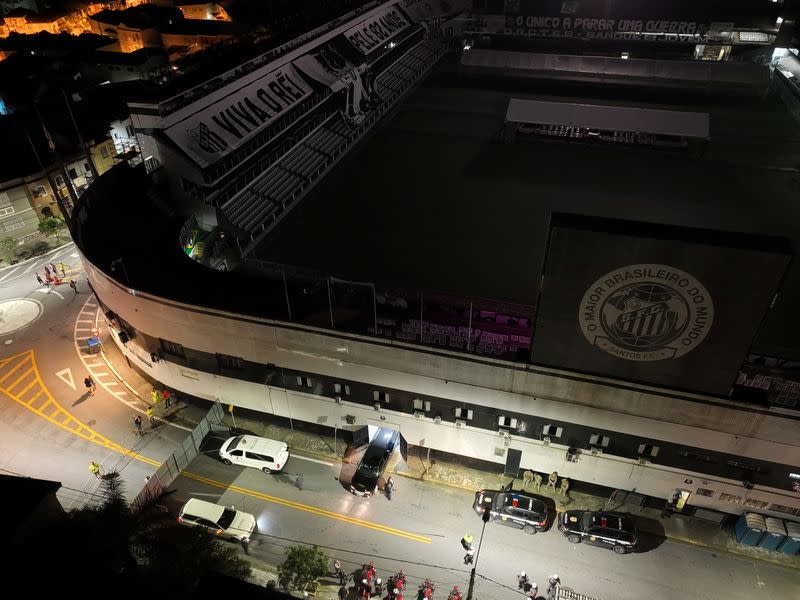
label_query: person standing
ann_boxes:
[517,571,529,590]
[461,533,474,550]
[84,375,96,396]
[89,461,101,478]
[146,406,156,427]
[463,546,475,565]
[134,414,144,436]
[58,261,66,277]
[294,474,304,490]
[162,389,172,408]
[44,265,51,277]
[546,575,560,600]
[49,261,57,273]
[525,582,538,599]
[150,388,160,405]
[69,279,78,294]
[385,476,394,500]
[35,273,44,285]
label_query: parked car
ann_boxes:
[219,434,289,473]
[558,510,637,554]
[350,428,399,497]
[177,498,256,542]
[473,489,551,533]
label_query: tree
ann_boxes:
[278,544,329,591]
[0,237,17,254]
[9,471,251,594]
[38,216,65,240]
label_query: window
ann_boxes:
[68,168,78,179]
[413,398,431,412]
[100,145,110,158]
[55,176,64,187]
[719,493,742,503]
[159,339,185,358]
[126,124,135,137]
[637,444,659,457]
[769,503,800,516]
[32,185,48,198]
[498,415,517,428]
[373,391,390,403]
[695,488,714,498]
[333,383,350,396]
[217,354,242,370]
[229,450,243,457]
[743,498,769,509]
[296,376,312,388]
[0,191,10,207]
[2,216,24,232]
[0,206,14,217]
[589,434,610,448]
[454,407,473,420]
[542,424,563,438]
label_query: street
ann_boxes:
[0,241,797,600]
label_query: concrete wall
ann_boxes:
[82,256,800,517]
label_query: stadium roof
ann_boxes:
[505,98,710,139]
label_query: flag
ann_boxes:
[42,122,55,152]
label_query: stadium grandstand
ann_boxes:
[70,0,800,519]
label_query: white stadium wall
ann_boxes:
[82,254,800,517]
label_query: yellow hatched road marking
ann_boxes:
[26,389,44,405]
[0,349,149,461]
[1,350,431,544]
[7,367,34,392]
[17,377,38,398]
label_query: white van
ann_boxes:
[177,498,256,542]
[219,434,290,473]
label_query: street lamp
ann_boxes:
[466,507,491,600]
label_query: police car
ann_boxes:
[219,434,289,473]
[472,489,551,533]
[558,510,637,554]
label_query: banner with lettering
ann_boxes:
[165,64,312,167]
[344,5,410,55]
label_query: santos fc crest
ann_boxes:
[578,264,714,362]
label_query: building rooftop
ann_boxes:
[76,61,800,373]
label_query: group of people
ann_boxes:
[35,262,78,293]
[517,572,561,600]
[336,563,427,600]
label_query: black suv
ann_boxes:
[473,490,551,533]
[350,428,399,497]
[558,510,637,554]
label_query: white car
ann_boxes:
[219,434,289,473]
[177,498,256,542]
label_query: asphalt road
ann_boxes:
[169,441,800,600]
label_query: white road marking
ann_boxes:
[71,298,191,433]
[0,267,21,282]
[55,368,76,390]
[35,289,49,294]
[23,262,39,274]
[291,455,335,467]
[76,319,94,323]
[70,253,79,258]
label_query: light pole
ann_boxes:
[466,507,491,600]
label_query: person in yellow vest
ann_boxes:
[89,461,101,478]
[146,406,156,427]
[150,388,160,405]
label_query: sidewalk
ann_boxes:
[96,336,800,579]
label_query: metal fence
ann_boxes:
[130,399,228,513]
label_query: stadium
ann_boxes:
[73,0,800,519]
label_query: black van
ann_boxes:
[350,428,399,497]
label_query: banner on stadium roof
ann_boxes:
[165,64,312,167]
[345,5,410,54]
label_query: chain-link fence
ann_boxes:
[130,399,228,513]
